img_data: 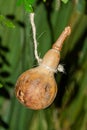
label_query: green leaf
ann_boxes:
[4,19,15,28]
[43,0,46,2]
[61,0,69,4]
[0,15,15,28]
[24,1,34,12]
[17,0,34,12]
[0,83,3,88]
[17,0,35,6]
[17,0,23,6]
[24,0,35,5]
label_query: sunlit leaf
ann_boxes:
[24,0,34,12]
[0,15,15,28]
[61,0,69,4]
[43,0,46,2]
[0,83,3,88]
[24,3,34,12]
[17,0,35,12]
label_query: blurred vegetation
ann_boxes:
[0,0,87,130]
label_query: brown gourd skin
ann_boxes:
[15,48,60,110]
[15,26,71,110]
[15,66,57,110]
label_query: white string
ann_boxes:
[57,64,65,73]
[40,63,65,73]
[30,13,42,64]
[29,13,64,73]
[40,63,57,73]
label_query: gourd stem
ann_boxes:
[52,26,71,51]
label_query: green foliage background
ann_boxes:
[0,0,87,130]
